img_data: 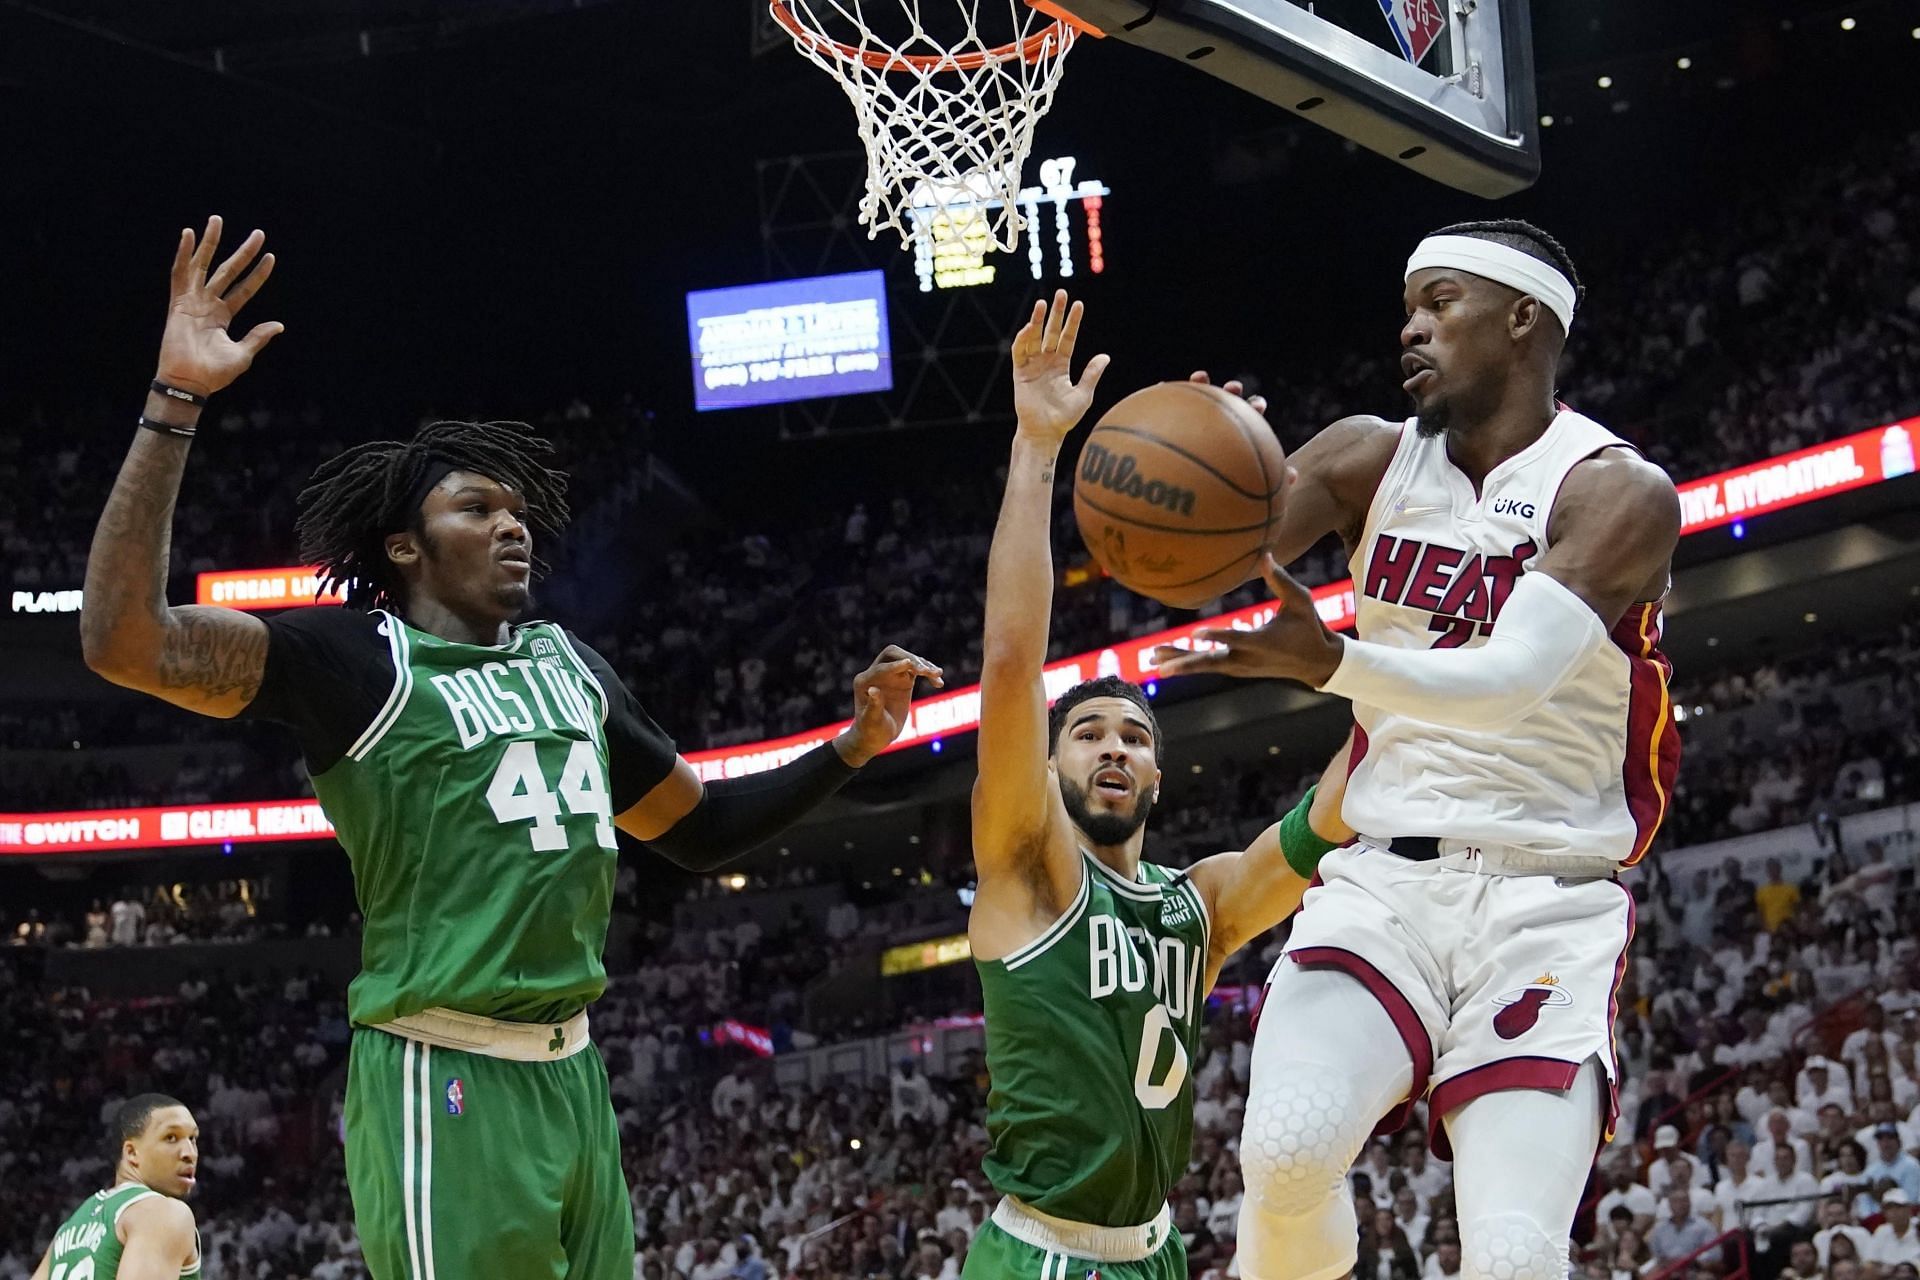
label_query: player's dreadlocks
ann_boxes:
[1430,217,1587,313]
[295,419,571,612]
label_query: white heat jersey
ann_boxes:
[1339,408,1680,865]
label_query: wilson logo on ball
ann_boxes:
[1079,443,1198,517]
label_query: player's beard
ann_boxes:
[1414,398,1451,438]
[1059,775,1155,847]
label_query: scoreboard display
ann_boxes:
[909,155,1110,293]
[686,269,893,411]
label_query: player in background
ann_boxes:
[32,1095,202,1280]
[964,290,1354,1280]
[79,218,941,1280]
[1154,220,1683,1280]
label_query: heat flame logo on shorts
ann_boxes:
[1490,973,1574,1040]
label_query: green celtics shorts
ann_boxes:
[345,1027,632,1280]
[962,1212,1188,1280]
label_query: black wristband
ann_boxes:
[150,380,208,408]
[645,741,858,871]
[138,414,198,440]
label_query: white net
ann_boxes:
[773,0,1077,253]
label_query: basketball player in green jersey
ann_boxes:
[32,1095,202,1280]
[964,290,1354,1280]
[79,218,941,1280]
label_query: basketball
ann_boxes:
[1072,381,1288,610]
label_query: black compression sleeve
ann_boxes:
[644,742,858,871]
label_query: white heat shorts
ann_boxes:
[1273,841,1635,1156]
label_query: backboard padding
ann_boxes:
[1045,0,1539,197]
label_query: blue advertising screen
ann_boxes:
[686,270,892,411]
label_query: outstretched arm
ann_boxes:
[616,646,941,865]
[1153,451,1679,732]
[1185,733,1356,990]
[80,217,284,718]
[970,292,1109,950]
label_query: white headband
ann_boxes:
[1405,234,1577,333]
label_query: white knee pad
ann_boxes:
[1461,1212,1568,1280]
[1239,1075,1369,1217]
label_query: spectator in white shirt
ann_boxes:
[1597,1155,1660,1238]
[1715,1139,1764,1231]
[1798,1056,1855,1115]
[1845,1005,1900,1079]
[109,894,145,946]
[1401,1140,1451,1205]
[1648,1126,1710,1198]
[711,1064,756,1121]
[1821,1139,1879,1221]
[1391,1185,1429,1254]
[1751,1145,1822,1244]
[1421,1240,1462,1280]
[1885,970,1920,1016]
[1779,1239,1823,1280]
[1813,1195,1874,1267]
[1191,1075,1243,1138]
[1207,1171,1244,1240]
[890,1059,932,1124]
[1872,1191,1920,1270]
[1753,1109,1816,1173]
[934,1183,973,1238]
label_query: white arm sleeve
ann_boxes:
[1318,570,1609,731]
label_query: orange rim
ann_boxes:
[769,1,1074,72]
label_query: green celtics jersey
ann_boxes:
[43,1184,200,1279]
[976,853,1211,1227]
[244,608,678,1029]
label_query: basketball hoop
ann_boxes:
[770,1,1083,252]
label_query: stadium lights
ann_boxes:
[1597,74,1614,88]
[1540,114,1556,127]
[1676,57,1692,70]
[1840,17,1856,30]
[1911,26,1919,39]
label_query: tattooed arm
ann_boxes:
[80,217,284,719]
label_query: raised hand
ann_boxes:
[1188,370,1268,418]
[1012,289,1110,447]
[835,644,946,766]
[155,215,284,398]
[1149,555,1345,688]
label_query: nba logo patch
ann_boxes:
[1376,0,1445,65]
[445,1078,464,1115]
